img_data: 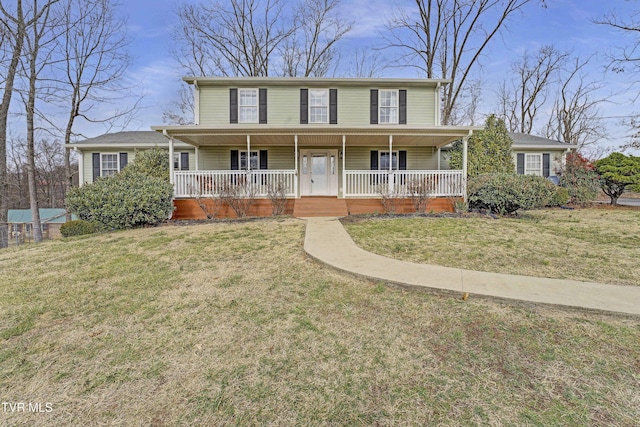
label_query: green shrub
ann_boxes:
[559,152,600,205]
[549,186,570,207]
[66,169,174,229]
[60,220,101,237]
[468,174,557,215]
[126,147,170,181]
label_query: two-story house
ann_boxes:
[71,77,478,218]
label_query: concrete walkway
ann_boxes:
[303,217,640,316]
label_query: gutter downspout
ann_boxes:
[435,82,441,126]
[462,130,472,202]
[193,79,200,125]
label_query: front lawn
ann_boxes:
[343,207,640,286]
[1,218,639,425]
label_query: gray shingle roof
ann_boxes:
[509,132,573,147]
[74,131,168,145]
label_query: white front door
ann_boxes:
[300,150,338,196]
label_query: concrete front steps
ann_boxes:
[292,197,348,217]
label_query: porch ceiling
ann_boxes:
[151,125,477,148]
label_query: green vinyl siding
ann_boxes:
[345,146,437,170]
[82,148,195,184]
[198,146,295,170]
[197,84,438,126]
[199,86,231,125]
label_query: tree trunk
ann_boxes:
[27,58,43,243]
[0,1,27,249]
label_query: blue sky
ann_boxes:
[92,0,639,154]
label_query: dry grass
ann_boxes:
[1,218,639,426]
[343,207,640,286]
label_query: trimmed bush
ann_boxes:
[66,169,174,229]
[549,186,570,207]
[468,174,557,215]
[126,148,170,181]
[60,220,100,237]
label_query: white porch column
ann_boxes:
[462,132,469,202]
[388,134,393,193]
[342,135,346,198]
[76,148,84,186]
[168,135,175,185]
[294,135,299,198]
[195,146,199,171]
[246,135,251,171]
[437,147,441,170]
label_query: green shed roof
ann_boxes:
[8,209,76,224]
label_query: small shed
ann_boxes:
[7,209,77,244]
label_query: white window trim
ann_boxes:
[238,88,259,124]
[173,152,181,171]
[524,153,543,176]
[309,88,329,124]
[379,89,399,124]
[100,153,120,177]
[379,150,399,171]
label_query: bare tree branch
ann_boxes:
[383,0,545,125]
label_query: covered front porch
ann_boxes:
[155,125,474,201]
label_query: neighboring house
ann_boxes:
[509,133,577,180]
[440,132,577,181]
[7,209,77,244]
[145,77,477,217]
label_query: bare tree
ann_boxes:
[280,0,352,77]
[35,138,70,207]
[20,0,60,243]
[543,57,607,150]
[174,0,296,77]
[594,9,640,75]
[346,46,383,78]
[48,0,134,220]
[383,0,544,125]
[498,45,568,133]
[0,0,55,248]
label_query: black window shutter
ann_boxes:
[370,89,378,124]
[259,88,267,124]
[92,153,100,180]
[300,89,308,124]
[329,88,338,124]
[119,152,128,170]
[370,150,379,170]
[399,150,407,170]
[399,90,407,124]
[259,150,268,170]
[180,152,189,170]
[230,150,239,170]
[230,88,238,124]
[516,153,525,174]
[543,153,550,177]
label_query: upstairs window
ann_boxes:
[309,89,329,124]
[239,88,258,123]
[379,90,398,124]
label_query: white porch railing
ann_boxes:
[174,170,297,198]
[344,170,465,197]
